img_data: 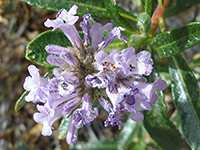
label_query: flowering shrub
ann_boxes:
[16,0,200,149]
[22,5,166,144]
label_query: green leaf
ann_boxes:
[104,0,135,31]
[168,54,200,149]
[137,12,151,35]
[15,91,28,111]
[117,118,140,150]
[21,0,137,23]
[165,0,200,17]
[143,56,188,150]
[149,22,200,58]
[128,33,147,47]
[143,98,187,150]
[72,141,117,150]
[58,116,70,139]
[141,0,157,16]
[26,30,71,68]
[155,60,168,72]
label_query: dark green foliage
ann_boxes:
[141,0,158,16]
[21,0,137,22]
[143,58,187,150]
[149,22,200,58]
[169,54,200,149]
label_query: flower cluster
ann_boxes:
[23,5,167,144]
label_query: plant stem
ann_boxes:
[148,0,170,37]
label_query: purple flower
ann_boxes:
[90,23,112,51]
[47,51,78,69]
[33,103,63,136]
[66,115,78,145]
[85,74,107,88]
[44,5,82,50]
[44,5,79,28]
[96,96,111,112]
[22,4,167,145]
[44,6,124,55]
[23,65,48,103]
[80,14,91,47]
[130,77,167,104]
[73,93,98,128]
[26,5,127,144]
[98,27,128,50]
[105,111,122,129]
[121,47,153,77]
[86,47,167,127]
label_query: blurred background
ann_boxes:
[0,0,200,150]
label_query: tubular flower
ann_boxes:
[23,4,167,145]
[86,47,166,128]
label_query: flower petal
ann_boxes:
[130,111,144,122]
[66,117,78,145]
[91,23,112,51]
[47,55,69,67]
[45,45,73,55]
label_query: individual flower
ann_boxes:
[121,47,153,77]
[23,65,48,103]
[73,93,98,128]
[22,4,167,145]
[44,5,79,28]
[33,102,63,136]
[98,27,128,50]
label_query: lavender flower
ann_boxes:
[23,65,48,103]
[80,14,91,47]
[86,48,167,128]
[23,4,167,145]
[73,93,98,128]
[98,26,127,50]
[33,103,63,136]
[44,5,79,28]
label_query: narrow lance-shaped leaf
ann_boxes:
[26,30,71,68]
[15,91,28,111]
[141,0,157,16]
[143,52,188,150]
[104,0,135,31]
[169,54,200,149]
[149,22,200,58]
[21,0,137,23]
[117,118,140,150]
